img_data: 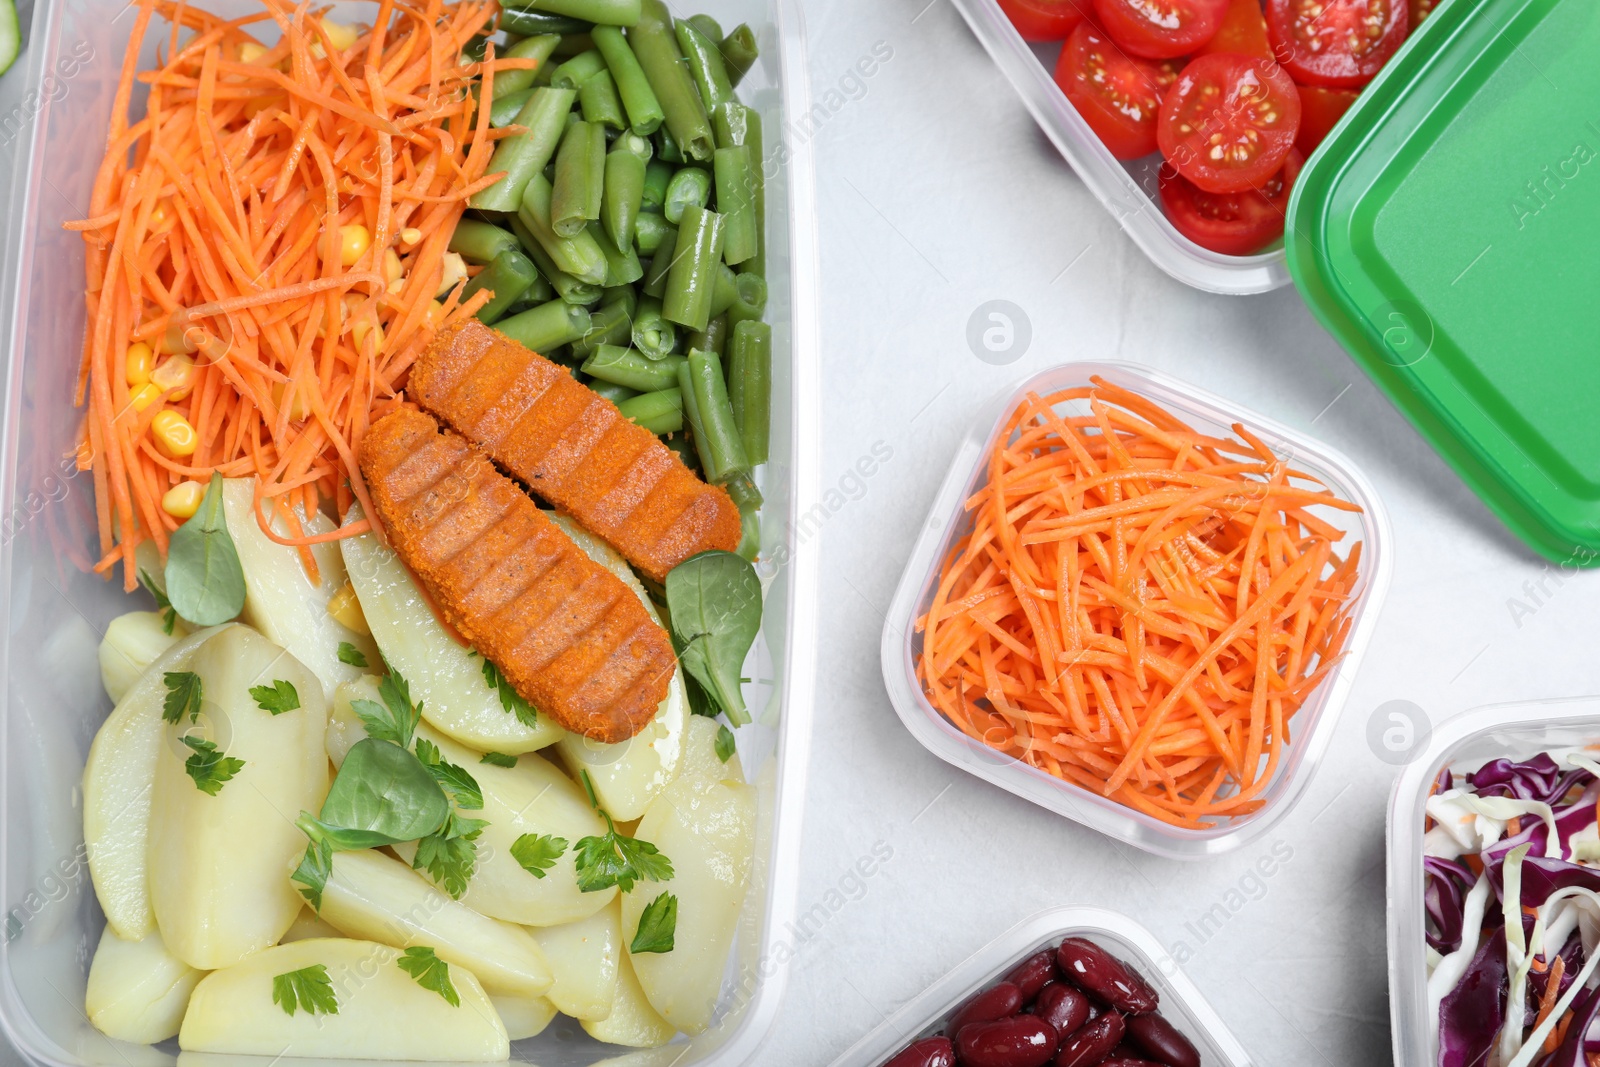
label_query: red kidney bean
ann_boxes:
[884,1036,956,1067]
[1096,1056,1165,1067]
[1053,1012,1125,1067]
[955,1016,1059,1067]
[948,982,1025,1036]
[1005,950,1058,1001]
[1125,1014,1201,1067]
[1056,938,1159,1014]
[1031,983,1091,1038]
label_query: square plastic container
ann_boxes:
[881,362,1392,859]
[946,0,1291,295]
[1385,697,1600,1067]
[0,1,819,1065]
[826,906,1256,1067]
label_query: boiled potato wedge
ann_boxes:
[549,516,686,822]
[580,948,673,1049]
[148,626,329,969]
[490,994,558,1040]
[328,679,612,926]
[178,938,507,1060]
[341,516,565,753]
[678,714,744,785]
[320,849,552,998]
[529,897,621,1021]
[98,611,187,705]
[221,479,378,699]
[86,926,204,1044]
[84,625,227,941]
[622,774,756,1034]
[282,908,342,943]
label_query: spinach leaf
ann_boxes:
[314,737,450,848]
[664,550,762,726]
[163,472,246,626]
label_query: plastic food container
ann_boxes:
[1287,0,1600,565]
[881,362,1392,859]
[947,0,1291,296]
[0,1,819,1064]
[827,906,1256,1067]
[1385,697,1600,1067]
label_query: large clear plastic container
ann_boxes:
[947,0,1290,295]
[826,906,1256,1067]
[1385,698,1600,1067]
[881,362,1392,859]
[0,1,820,1064]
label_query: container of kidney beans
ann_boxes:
[827,908,1254,1067]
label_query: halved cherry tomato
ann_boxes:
[1159,148,1303,254]
[1091,0,1230,59]
[1157,52,1301,192]
[997,0,1090,41]
[1295,85,1359,156]
[1266,0,1409,89]
[1197,0,1273,61]
[1055,21,1180,159]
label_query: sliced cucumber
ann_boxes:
[0,0,17,78]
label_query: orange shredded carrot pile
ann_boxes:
[68,0,515,590]
[916,379,1364,829]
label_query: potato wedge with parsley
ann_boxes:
[85,925,204,1044]
[340,517,566,754]
[97,610,188,704]
[679,712,745,784]
[529,897,622,1021]
[319,848,554,999]
[84,625,228,941]
[178,938,507,1060]
[580,946,674,1049]
[490,993,559,1040]
[148,626,329,969]
[622,774,757,1034]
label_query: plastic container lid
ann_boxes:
[1287,0,1600,564]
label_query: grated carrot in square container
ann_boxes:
[915,377,1364,829]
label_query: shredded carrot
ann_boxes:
[916,381,1364,829]
[69,0,506,590]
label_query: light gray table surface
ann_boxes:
[3,2,1597,1065]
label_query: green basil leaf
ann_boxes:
[318,738,450,846]
[164,472,246,626]
[664,550,761,726]
[629,892,677,954]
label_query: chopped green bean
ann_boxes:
[496,299,594,352]
[711,100,751,149]
[449,219,520,264]
[490,87,535,127]
[588,220,643,286]
[741,107,765,275]
[632,295,678,359]
[617,388,684,434]
[582,345,685,392]
[687,14,722,40]
[517,172,609,284]
[655,124,685,163]
[552,32,596,58]
[496,9,592,36]
[628,0,714,161]
[590,25,664,135]
[552,120,604,238]
[686,314,727,359]
[587,380,638,404]
[642,159,672,212]
[634,210,673,255]
[674,19,733,111]
[602,132,650,250]
[640,223,679,299]
[665,431,701,475]
[713,145,757,265]
[720,24,759,87]
[724,471,762,559]
[460,249,540,324]
[510,215,602,304]
[569,294,637,358]
[679,349,748,482]
[471,86,576,212]
[724,270,767,330]
[551,49,606,89]
[708,263,741,319]
[662,205,725,331]
[578,69,626,129]
[492,34,560,100]
[507,0,640,25]
[727,320,770,466]
[663,166,712,224]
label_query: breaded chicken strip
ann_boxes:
[359,409,675,743]
[409,320,741,583]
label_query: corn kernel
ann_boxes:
[160,321,198,356]
[327,580,370,636]
[338,224,371,267]
[423,300,446,329]
[384,248,404,286]
[161,480,205,519]
[320,18,360,51]
[400,228,423,247]
[435,252,467,297]
[148,202,170,230]
[151,410,198,458]
[351,319,385,354]
[270,381,310,422]
[129,384,162,412]
[125,342,155,387]
[151,353,197,402]
[238,40,268,63]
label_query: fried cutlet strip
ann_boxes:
[409,320,742,583]
[359,409,675,743]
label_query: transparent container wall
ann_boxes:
[0,1,817,1065]
[946,0,1290,295]
[1386,699,1600,1067]
[882,362,1393,858]
[828,907,1256,1067]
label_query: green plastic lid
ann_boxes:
[1287,0,1600,564]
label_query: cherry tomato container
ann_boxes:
[826,906,1256,1067]
[1285,0,1600,566]
[880,362,1392,858]
[0,1,821,1065]
[1385,697,1600,1066]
